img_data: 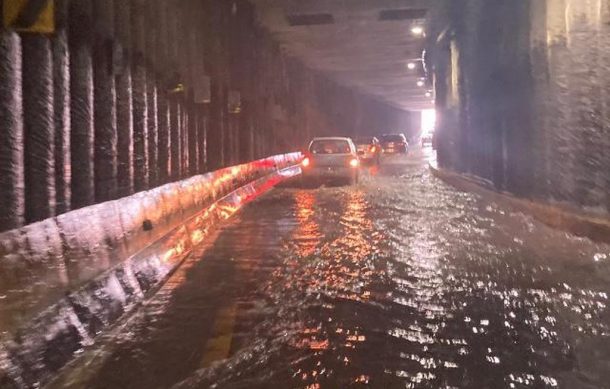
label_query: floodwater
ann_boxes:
[50,149,610,389]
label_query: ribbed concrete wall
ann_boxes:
[431,0,610,215]
[0,0,414,232]
[530,0,610,212]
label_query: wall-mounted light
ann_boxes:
[411,26,424,36]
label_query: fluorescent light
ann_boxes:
[411,26,424,35]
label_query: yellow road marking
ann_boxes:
[200,303,238,367]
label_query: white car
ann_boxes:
[354,136,381,165]
[301,137,360,185]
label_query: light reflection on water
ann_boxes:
[52,153,610,389]
[173,154,610,389]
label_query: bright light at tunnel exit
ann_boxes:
[421,109,436,136]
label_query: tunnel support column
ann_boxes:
[0,30,25,229]
[169,98,181,179]
[187,100,198,176]
[69,0,95,209]
[166,1,181,180]
[114,0,133,197]
[131,0,148,191]
[197,104,208,173]
[92,0,117,202]
[145,1,158,187]
[207,79,223,171]
[155,0,170,184]
[22,33,55,223]
[238,100,253,163]
[53,0,71,214]
[157,94,170,183]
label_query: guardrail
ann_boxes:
[0,153,302,388]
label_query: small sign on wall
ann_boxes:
[2,0,55,33]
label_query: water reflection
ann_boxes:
[55,154,610,389]
[292,191,322,258]
[180,155,610,389]
[283,189,392,389]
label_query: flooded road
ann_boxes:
[51,149,610,389]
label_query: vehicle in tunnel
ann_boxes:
[421,133,433,147]
[301,137,360,185]
[354,136,381,165]
[379,133,409,154]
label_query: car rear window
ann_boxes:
[380,134,405,142]
[310,140,351,154]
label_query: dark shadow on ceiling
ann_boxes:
[378,8,427,21]
[286,13,335,26]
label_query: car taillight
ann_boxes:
[302,157,310,167]
[349,158,359,168]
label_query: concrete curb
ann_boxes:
[0,154,301,388]
[429,162,610,244]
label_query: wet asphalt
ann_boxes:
[49,148,610,389]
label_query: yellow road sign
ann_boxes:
[2,0,55,34]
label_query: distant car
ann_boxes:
[354,136,381,164]
[379,133,409,154]
[301,137,360,185]
[421,134,433,146]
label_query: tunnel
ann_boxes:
[0,0,418,231]
[1,1,610,388]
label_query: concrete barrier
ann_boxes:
[0,153,301,388]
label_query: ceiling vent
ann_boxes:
[286,13,335,26]
[378,9,427,21]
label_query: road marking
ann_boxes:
[200,303,238,367]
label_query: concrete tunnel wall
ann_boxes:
[429,0,610,216]
[0,0,417,233]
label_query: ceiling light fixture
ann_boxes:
[417,80,425,87]
[411,26,424,36]
[407,62,416,70]
[425,91,432,97]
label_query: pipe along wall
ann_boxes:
[0,0,415,233]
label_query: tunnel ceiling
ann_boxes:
[251,0,435,111]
